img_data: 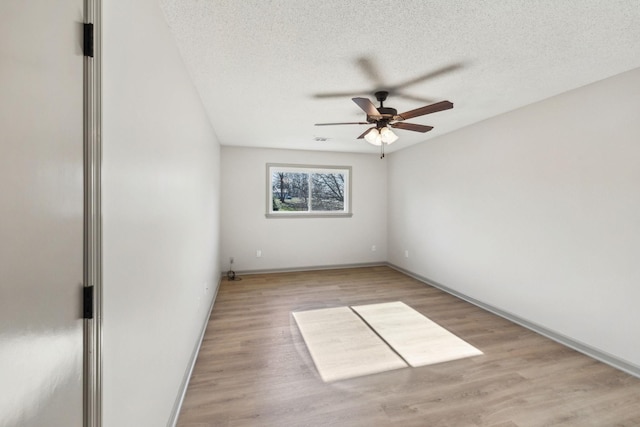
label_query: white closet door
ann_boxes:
[0,1,85,426]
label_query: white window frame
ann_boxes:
[266,163,352,218]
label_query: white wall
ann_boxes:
[388,68,640,368]
[221,147,386,272]
[102,1,220,426]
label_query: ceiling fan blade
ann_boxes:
[356,56,384,87]
[397,100,453,121]
[390,122,434,133]
[394,91,435,104]
[313,57,384,99]
[313,91,369,99]
[315,122,369,126]
[357,127,376,139]
[389,62,464,91]
[352,97,381,118]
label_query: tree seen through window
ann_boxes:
[268,165,350,215]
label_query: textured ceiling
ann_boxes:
[159,0,640,154]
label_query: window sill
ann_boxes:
[265,212,353,219]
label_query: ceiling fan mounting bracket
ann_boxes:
[375,91,389,103]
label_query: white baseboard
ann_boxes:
[166,278,221,427]
[387,263,640,379]
[230,262,386,276]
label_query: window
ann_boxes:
[266,164,352,217]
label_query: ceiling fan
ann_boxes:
[315,91,453,157]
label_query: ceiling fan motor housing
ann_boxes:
[372,90,397,124]
[368,106,397,127]
[377,107,397,116]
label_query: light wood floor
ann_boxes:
[177,266,640,427]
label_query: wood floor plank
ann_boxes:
[177,266,640,426]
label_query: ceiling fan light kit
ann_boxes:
[364,126,398,146]
[316,90,453,158]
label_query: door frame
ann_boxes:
[84,0,102,425]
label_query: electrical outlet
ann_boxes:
[256,249,262,258]
[404,250,409,258]
[371,245,377,252]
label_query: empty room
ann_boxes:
[2,1,640,426]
